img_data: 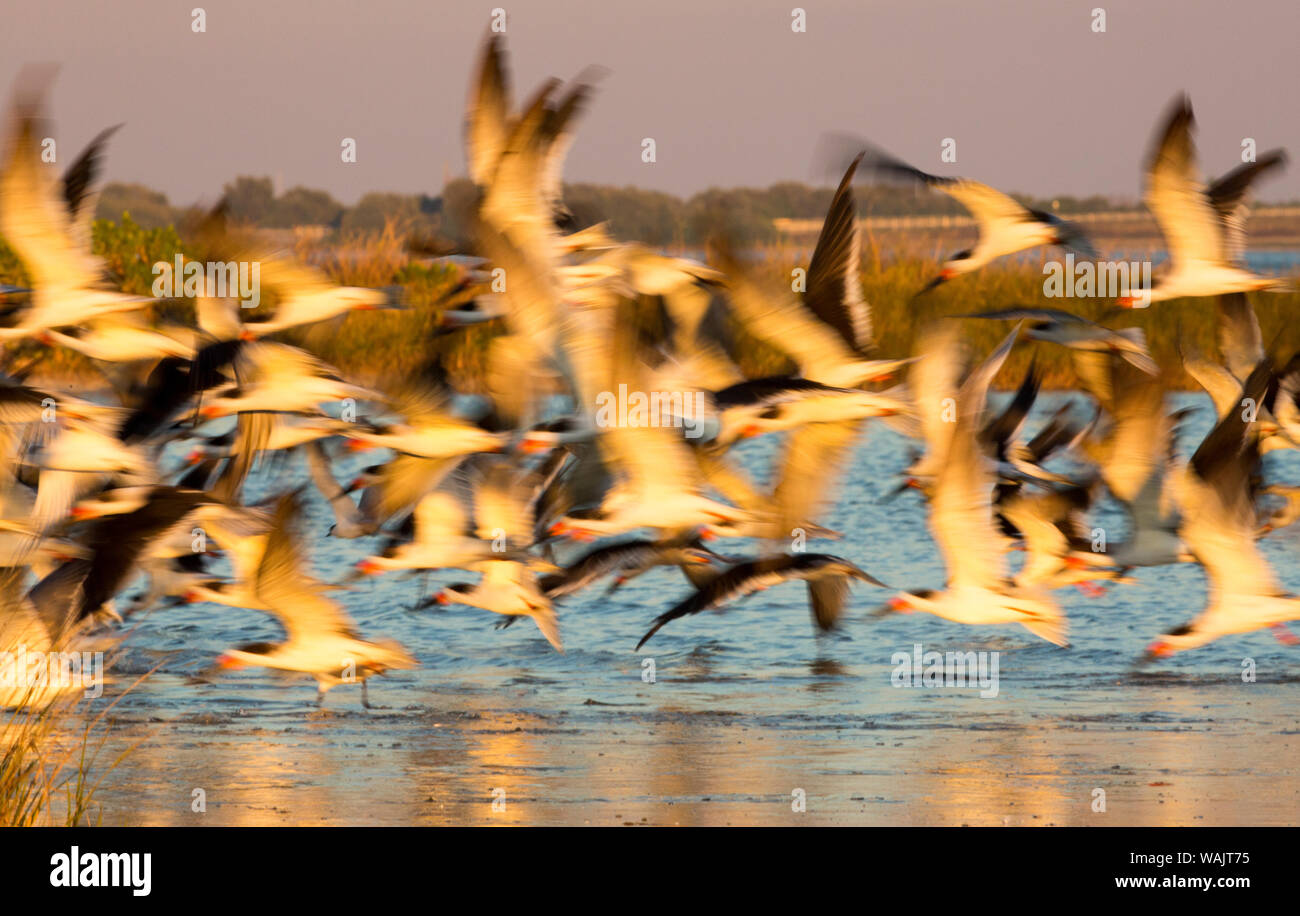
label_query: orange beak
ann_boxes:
[355,559,380,576]
[434,592,450,605]
[887,595,910,612]
[215,653,245,669]
[1145,640,1174,658]
[199,405,223,420]
[738,424,762,439]
[345,438,371,453]
[70,505,94,520]
[518,436,550,455]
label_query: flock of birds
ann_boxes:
[1,35,1299,711]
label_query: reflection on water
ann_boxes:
[81,393,1300,825]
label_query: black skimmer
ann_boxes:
[709,376,905,446]
[213,493,416,706]
[538,536,726,600]
[962,307,1157,375]
[241,255,398,338]
[712,156,909,389]
[841,140,1096,293]
[302,440,375,538]
[997,480,1125,594]
[355,490,500,576]
[1079,365,1187,569]
[1119,95,1289,307]
[39,314,194,363]
[196,342,379,420]
[431,559,562,651]
[881,324,1070,646]
[0,75,148,340]
[1146,361,1300,657]
[635,553,887,649]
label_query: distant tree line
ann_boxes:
[96,174,1295,248]
[97,176,446,238]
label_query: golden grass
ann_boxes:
[0,667,147,827]
[744,235,1300,388]
[3,702,105,827]
[5,218,1299,390]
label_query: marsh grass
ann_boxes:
[3,218,1298,390]
[0,667,147,827]
[747,235,1300,388]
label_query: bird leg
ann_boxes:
[410,571,429,611]
[1074,581,1106,598]
[1270,623,1300,646]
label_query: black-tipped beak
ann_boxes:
[877,480,913,503]
[915,274,948,298]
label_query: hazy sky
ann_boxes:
[3,0,1297,205]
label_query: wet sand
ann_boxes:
[67,394,1300,826]
[83,665,1300,826]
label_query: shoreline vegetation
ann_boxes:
[3,177,1299,392]
[92,174,1300,246]
[0,691,131,827]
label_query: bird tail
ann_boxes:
[1020,611,1069,648]
[1114,328,1159,374]
[372,639,418,671]
[560,222,616,252]
[1053,220,1098,259]
[529,605,564,652]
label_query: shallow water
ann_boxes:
[84,392,1300,825]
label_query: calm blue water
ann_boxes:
[752,248,1300,275]
[85,392,1300,825]
[1124,250,1300,274]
